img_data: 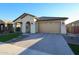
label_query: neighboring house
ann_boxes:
[0,20,14,33]
[66,20,79,34]
[0,20,5,33]
[5,21,14,33]
[13,13,68,34]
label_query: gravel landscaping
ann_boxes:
[63,34,79,55]
[63,34,79,45]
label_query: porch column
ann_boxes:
[13,22,16,32]
[61,21,66,34]
[31,22,36,33]
[22,22,26,33]
[20,22,22,33]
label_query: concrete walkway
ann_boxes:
[0,34,74,55]
[0,42,23,55]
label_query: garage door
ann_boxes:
[38,21,61,33]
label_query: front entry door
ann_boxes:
[26,22,30,33]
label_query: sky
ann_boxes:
[0,3,79,24]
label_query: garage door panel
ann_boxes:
[38,21,60,33]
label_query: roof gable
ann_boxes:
[0,20,5,24]
[67,20,79,25]
[13,13,37,22]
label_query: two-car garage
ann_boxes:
[38,21,61,33]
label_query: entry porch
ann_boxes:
[13,21,37,34]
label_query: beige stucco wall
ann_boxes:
[35,22,38,33]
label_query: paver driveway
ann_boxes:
[0,33,74,55]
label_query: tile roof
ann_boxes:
[38,17,68,21]
[13,13,68,22]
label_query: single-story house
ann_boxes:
[13,13,68,34]
[66,20,79,34]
